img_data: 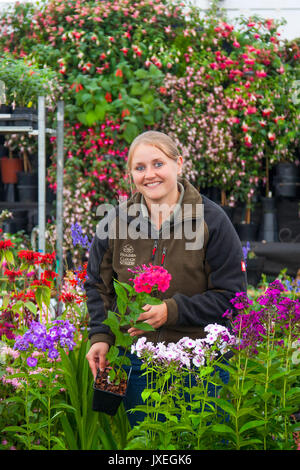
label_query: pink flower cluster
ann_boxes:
[129,264,172,294]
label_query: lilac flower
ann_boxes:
[26,356,38,368]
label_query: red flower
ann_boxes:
[38,252,56,266]
[18,250,40,264]
[4,269,23,282]
[105,92,112,103]
[0,239,14,250]
[116,69,123,77]
[41,270,57,280]
[159,87,167,94]
[30,278,52,288]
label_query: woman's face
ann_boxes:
[130,143,183,207]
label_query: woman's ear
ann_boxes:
[177,155,183,175]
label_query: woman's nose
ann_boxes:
[144,166,156,178]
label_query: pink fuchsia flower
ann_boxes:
[268,132,276,142]
[256,70,267,78]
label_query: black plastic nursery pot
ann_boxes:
[12,107,38,128]
[92,367,132,416]
[17,184,38,202]
[235,222,258,241]
[273,162,300,199]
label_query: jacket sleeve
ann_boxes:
[164,202,247,328]
[84,227,116,347]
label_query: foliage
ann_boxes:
[0,52,59,109]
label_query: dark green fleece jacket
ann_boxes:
[84,178,247,346]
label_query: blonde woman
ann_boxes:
[85,130,246,426]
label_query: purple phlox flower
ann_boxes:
[47,348,59,360]
[59,336,75,351]
[14,335,30,351]
[13,319,76,358]
[230,292,253,310]
[27,356,38,368]
[47,326,60,342]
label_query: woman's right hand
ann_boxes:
[86,342,110,379]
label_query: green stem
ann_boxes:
[24,373,32,450]
[282,323,292,445]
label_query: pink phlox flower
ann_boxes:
[129,264,172,294]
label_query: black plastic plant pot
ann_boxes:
[17,184,38,202]
[92,367,132,416]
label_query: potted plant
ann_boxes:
[92,264,171,415]
[0,140,23,185]
[0,53,57,127]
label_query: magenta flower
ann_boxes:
[230,292,253,310]
[129,264,172,294]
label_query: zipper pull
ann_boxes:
[161,247,167,266]
[152,240,158,261]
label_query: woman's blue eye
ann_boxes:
[155,162,163,167]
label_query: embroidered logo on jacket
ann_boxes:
[120,244,136,266]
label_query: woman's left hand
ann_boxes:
[128,302,168,337]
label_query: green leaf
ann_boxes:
[85,110,98,125]
[4,250,14,265]
[2,425,27,434]
[133,321,155,332]
[94,103,107,120]
[130,82,144,96]
[123,122,139,143]
[24,301,37,315]
[213,398,237,418]
[60,414,78,450]
[103,310,120,336]
[239,420,266,434]
[210,423,236,437]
